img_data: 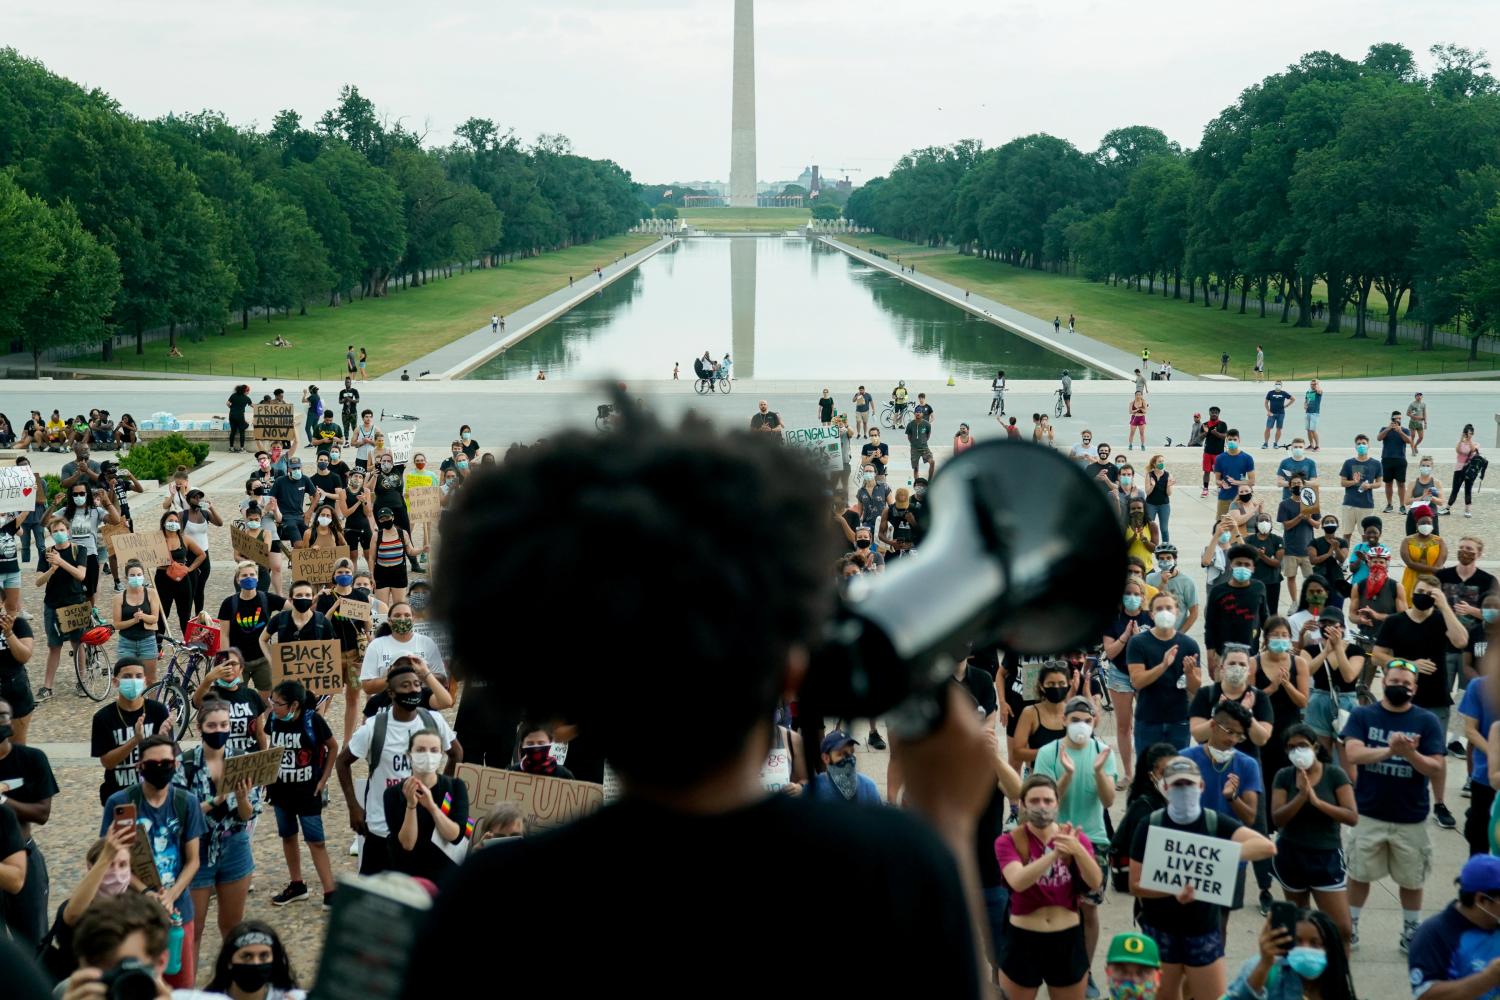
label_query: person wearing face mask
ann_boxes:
[1300,610,1364,762]
[315,559,369,744]
[1103,932,1163,1000]
[218,562,286,697]
[1252,617,1311,778]
[1129,757,1276,1000]
[1127,592,1202,756]
[1274,473,1318,610]
[854,462,890,532]
[371,504,423,606]
[1181,700,1262,834]
[1406,456,1445,537]
[1212,429,1255,518]
[1204,545,1270,678]
[204,920,306,1000]
[1142,454,1173,544]
[90,660,172,806]
[352,409,381,471]
[1307,518,1347,605]
[1274,437,1318,502]
[1123,497,1158,570]
[1337,434,1382,540]
[1103,581,1154,778]
[1268,725,1357,946]
[179,490,220,618]
[1348,542,1406,636]
[154,509,205,639]
[308,450,344,497]
[1406,854,1500,999]
[1189,645,1274,758]
[1145,545,1198,635]
[1438,535,1496,677]
[338,661,461,875]
[258,581,336,677]
[1109,745,1178,896]
[111,558,162,684]
[99,733,205,987]
[359,604,449,704]
[382,729,469,881]
[1340,660,1446,951]
[878,487,917,560]
[511,723,577,780]
[45,477,119,603]
[39,825,136,983]
[336,470,373,572]
[174,699,256,967]
[0,694,56,947]
[993,773,1101,999]
[263,680,338,909]
[267,456,315,548]
[191,648,267,756]
[293,502,345,553]
[809,732,881,804]
[1012,662,1074,767]
[1226,909,1357,1000]
[1399,513,1448,602]
[1200,517,1236,590]
[35,514,89,703]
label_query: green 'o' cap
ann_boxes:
[1106,932,1160,968]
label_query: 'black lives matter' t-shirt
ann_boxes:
[205,684,266,756]
[404,795,979,998]
[267,710,334,812]
[90,700,170,804]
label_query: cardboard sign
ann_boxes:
[454,762,603,831]
[406,486,442,524]
[270,639,343,693]
[127,829,162,890]
[111,531,170,569]
[341,648,362,686]
[1139,824,1242,907]
[253,402,295,445]
[231,525,272,568]
[781,425,845,473]
[0,467,38,516]
[336,597,371,624]
[291,545,351,585]
[55,603,93,633]
[1019,662,1044,702]
[221,747,284,789]
[101,521,130,554]
[386,428,415,464]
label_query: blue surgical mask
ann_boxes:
[334,573,354,587]
[1226,441,1240,452]
[1123,594,1143,613]
[1219,532,1232,545]
[1483,609,1498,624]
[290,469,303,480]
[238,576,257,591]
[51,530,69,545]
[1355,444,1369,457]
[245,520,261,531]
[118,678,146,700]
[214,677,241,689]
[276,708,297,722]
[1232,566,1253,583]
[1268,638,1293,654]
[1286,946,1327,980]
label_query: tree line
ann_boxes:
[0,50,644,372]
[845,43,1500,358]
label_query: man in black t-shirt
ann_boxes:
[750,401,782,434]
[1199,406,1226,495]
[89,660,170,805]
[338,378,360,440]
[1202,546,1269,675]
[952,654,999,719]
[1086,443,1119,486]
[0,697,58,945]
[1436,537,1498,684]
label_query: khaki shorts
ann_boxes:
[1341,505,1377,534]
[1347,817,1431,889]
[1282,554,1312,576]
[244,657,273,692]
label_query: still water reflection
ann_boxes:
[466,238,1102,380]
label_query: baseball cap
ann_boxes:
[1106,932,1161,968]
[1461,855,1500,894]
[287,458,302,468]
[1160,758,1200,785]
[375,506,394,520]
[1064,696,1093,716]
[820,730,857,755]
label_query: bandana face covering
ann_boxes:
[1364,559,1389,600]
[520,743,557,775]
[828,756,859,800]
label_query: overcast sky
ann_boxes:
[9,1,1497,186]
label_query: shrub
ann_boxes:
[119,434,210,481]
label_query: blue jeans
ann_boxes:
[20,517,45,570]
[1134,720,1190,757]
[981,883,1011,968]
[1145,501,1171,544]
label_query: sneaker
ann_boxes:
[348,837,361,857]
[1439,506,1452,515]
[1449,740,1467,758]
[113,579,123,592]
[1383,504,1394,513]
[1399,506,1407,514]
[1085,973,1100,999]
[271,881,308,906]
[34,687,52,703]
[1400,922,1417,954]
[1463,778,1473,798]
[1258,889,1273,916]
[323,891,336,911]
[1200,488,1209,498]
[1465,510,1473,518]
[867,729,888,751]
[1435,803,1458,830]
[1349,921,1360,952]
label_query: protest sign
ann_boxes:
[101,521,130,554]
[406,486,442,524]
[1299,486,1321,510]
[292,545,350,585]
[386,428,415,464]
[1019,662,1044,702]
[128,832,162,890]
[221,748,284,789]
[1139,824,1241,907]
[0,466,39,516]
[55,603,93,633]
[336,597,371,624]
[270,639,342,694]
[252,402,295,446]
[780,425,845,473]
[454,762,603,831]
[602,762,622,804]
[231,525,271,568]
[111,531,169,569]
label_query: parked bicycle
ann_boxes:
[145,632,214,741]
[75,607,117,702]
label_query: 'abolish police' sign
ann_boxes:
[1139,824,1241,907]
[780,425,843,472]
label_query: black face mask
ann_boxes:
[140,760,176,789]
[855,538,871,549]
[1041,687,1068,704]
[202,731,230,750]
[351,587,372,600]
[394,691,424,709]
[1385,685,1413,707]
[228,962,275,993]
[1323,524,1338,534]
[1412,592,1436,611]
[291,597,314,613]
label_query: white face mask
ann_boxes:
[1257,521,1272,534]
[1419,465,1432,476]
[1291,447,1304,459]
[1153,610,1176,631]
[1066,721,1092,744]
[1288,747,1316,770]
[409,751,441,775]
[1417,523,1433,536]
[317,515,333,527]
[1206,744,1235,764]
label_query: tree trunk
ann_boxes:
[1238,278,1248,314]
[1188,275,1196,303]
[1352,278,1372,339]
[1383,285,1405,347]
[1294,273,1314,328]
[1221,278,1230,310]
[135,318,143,355]
[1258,276,1269,318]
[32,348,41,378]
[242,308,249,330]
[1324,273,1345,333]
[1421,318,1435,351]
[169,322,177,353]
[1173,269,1182,300]
[1470,335,1480,361]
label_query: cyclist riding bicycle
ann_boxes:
[891,381,909,423]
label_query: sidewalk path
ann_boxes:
[823,238,1190,382]
[395,237,680,380]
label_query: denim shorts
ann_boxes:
[116,634,159,663]
[1306,689,1357,738]
[274,804,326,844]
[0,570,19,590]
[190,831,254,889]
[1265,413,1285,429]
[1306,413,1321,431]
[1106,664,1135,694]
[1138,922,1225,968]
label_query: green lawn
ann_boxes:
[681,207,809,231]
[68,235,654,379]
[836,236,1496,379]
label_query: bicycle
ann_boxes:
[75,607,117,702]
[879,401,908,430]
[693,376,731,395]
[1054,389,1067,418]
[146,632,214,742]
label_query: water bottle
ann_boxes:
[165,912,184,975]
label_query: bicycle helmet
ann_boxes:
[1154,543,1178,557]
[1367,545,1391,561]
[82,624,115,647]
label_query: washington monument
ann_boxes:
[729,0,757,208]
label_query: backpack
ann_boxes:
[362,707,439,809]
[1147,807,1218,837]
